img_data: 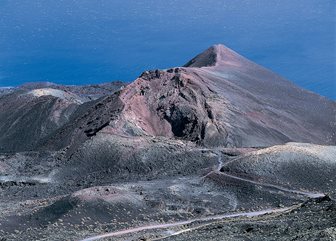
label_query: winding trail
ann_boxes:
[80,206,294,241]
[80,150,325,241]
[218,172,324,199]
[213,151,324,199]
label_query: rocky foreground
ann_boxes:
[0,45,335,240]
[0,142,335,241]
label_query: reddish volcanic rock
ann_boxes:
[109,44,335,147]
[115,68,224,144]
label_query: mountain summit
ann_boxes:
[110,44,335,146]
[184,44,247,68]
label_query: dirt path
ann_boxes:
[213,151,324,199]
[80,206,295,241]
[218,172,324,198]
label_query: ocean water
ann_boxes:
[0,0,335,99]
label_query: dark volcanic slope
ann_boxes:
[0,81,125,153]
[0,88,81,152]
